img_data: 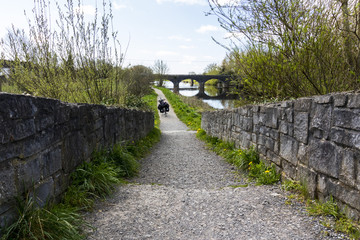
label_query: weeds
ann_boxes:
[307,196,360,239]
[196,129,280,185]
[1,194,87,240]
[281,180,360,239]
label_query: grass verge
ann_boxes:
[156,87,201,130]
[1,91,160,240]
[282,180,360,239]
[196,129,280,185]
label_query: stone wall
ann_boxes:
[0,93,154,227]
[202,92,360,219]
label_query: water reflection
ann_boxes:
[160,80,237,109]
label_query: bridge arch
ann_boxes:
[164,74,231,95]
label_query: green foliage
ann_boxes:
[63,157,121,210]
[281,179,309,200]
[178,94,215,113]
[1,194,87,240]
[306,196,360,239]
[157,87,201,130]
[196,129,280,185]
[231,146,260,171]
[281,180,360,239]
[0,1,153,107]
[208,0,360,102]
[307,196,339,219]
[141,90,161,127]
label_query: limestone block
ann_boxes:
[265,137,275,152]
[327,178,360,211]
[294,98,312,112]
[296,165,317,199]
[348,93,360,108]
[0,94,38,119]
[279,135,299,165]
[239,131,252,149]
[0,202,17,229]
[242,117,253,132]
[16,157,41,190]
[266,150,281,166]
[333,94,348,107]
[264,107,279,129]
[282,160,297,178]
[41,146,62,179]
[35,113,54,132]
[314,95,332,104]
[23,129,57,158]
[0,142,22,163]
[54,104,71,125]
[13,119,36,141]
[317,174,328,194]
[0,162,16,204]
[333,109,360,131]
[279,121,289,134]
[310,103,332,139]
[285,108,294,122]
[62,131,84,173]
[33,178,54,207]
[330,127,360,150]
[54,172,70,198]
[308,140,341,179]
[297,143,309,166]
[294,112,309,144]
[340,148,357,187]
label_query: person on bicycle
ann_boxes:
[158,98,169,113]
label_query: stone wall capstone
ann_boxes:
[201,92,360,220]
[0,93,154,228]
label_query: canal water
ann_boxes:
[161,81,238,109]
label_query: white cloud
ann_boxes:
[156,0,207,5]
[179,45,195,49]
[75,5,96,16]
[181,55,197,64]
[156,51,179,56]
[168,35,192,42]
[196,25,221,33]
[113,2,127,10]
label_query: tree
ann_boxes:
[207,0,360,101]
[126,65,154,97]
[203,63,220,75]
[0,0,125,104]
[152,60,169,87]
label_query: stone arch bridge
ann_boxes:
[164,75,232,96]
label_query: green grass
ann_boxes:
[306,196,360,239]
[196,129,280,185]
[281,180,360,239]
[1,193,88,240]
[156,87,201,130]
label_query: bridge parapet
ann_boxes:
[164,74,232,93]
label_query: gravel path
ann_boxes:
[86,89,348,240]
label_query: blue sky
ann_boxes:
[0,0,231,74]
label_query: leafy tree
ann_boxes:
[152,60,169,87]
[203,63,220,75]
[207,0,360,101]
